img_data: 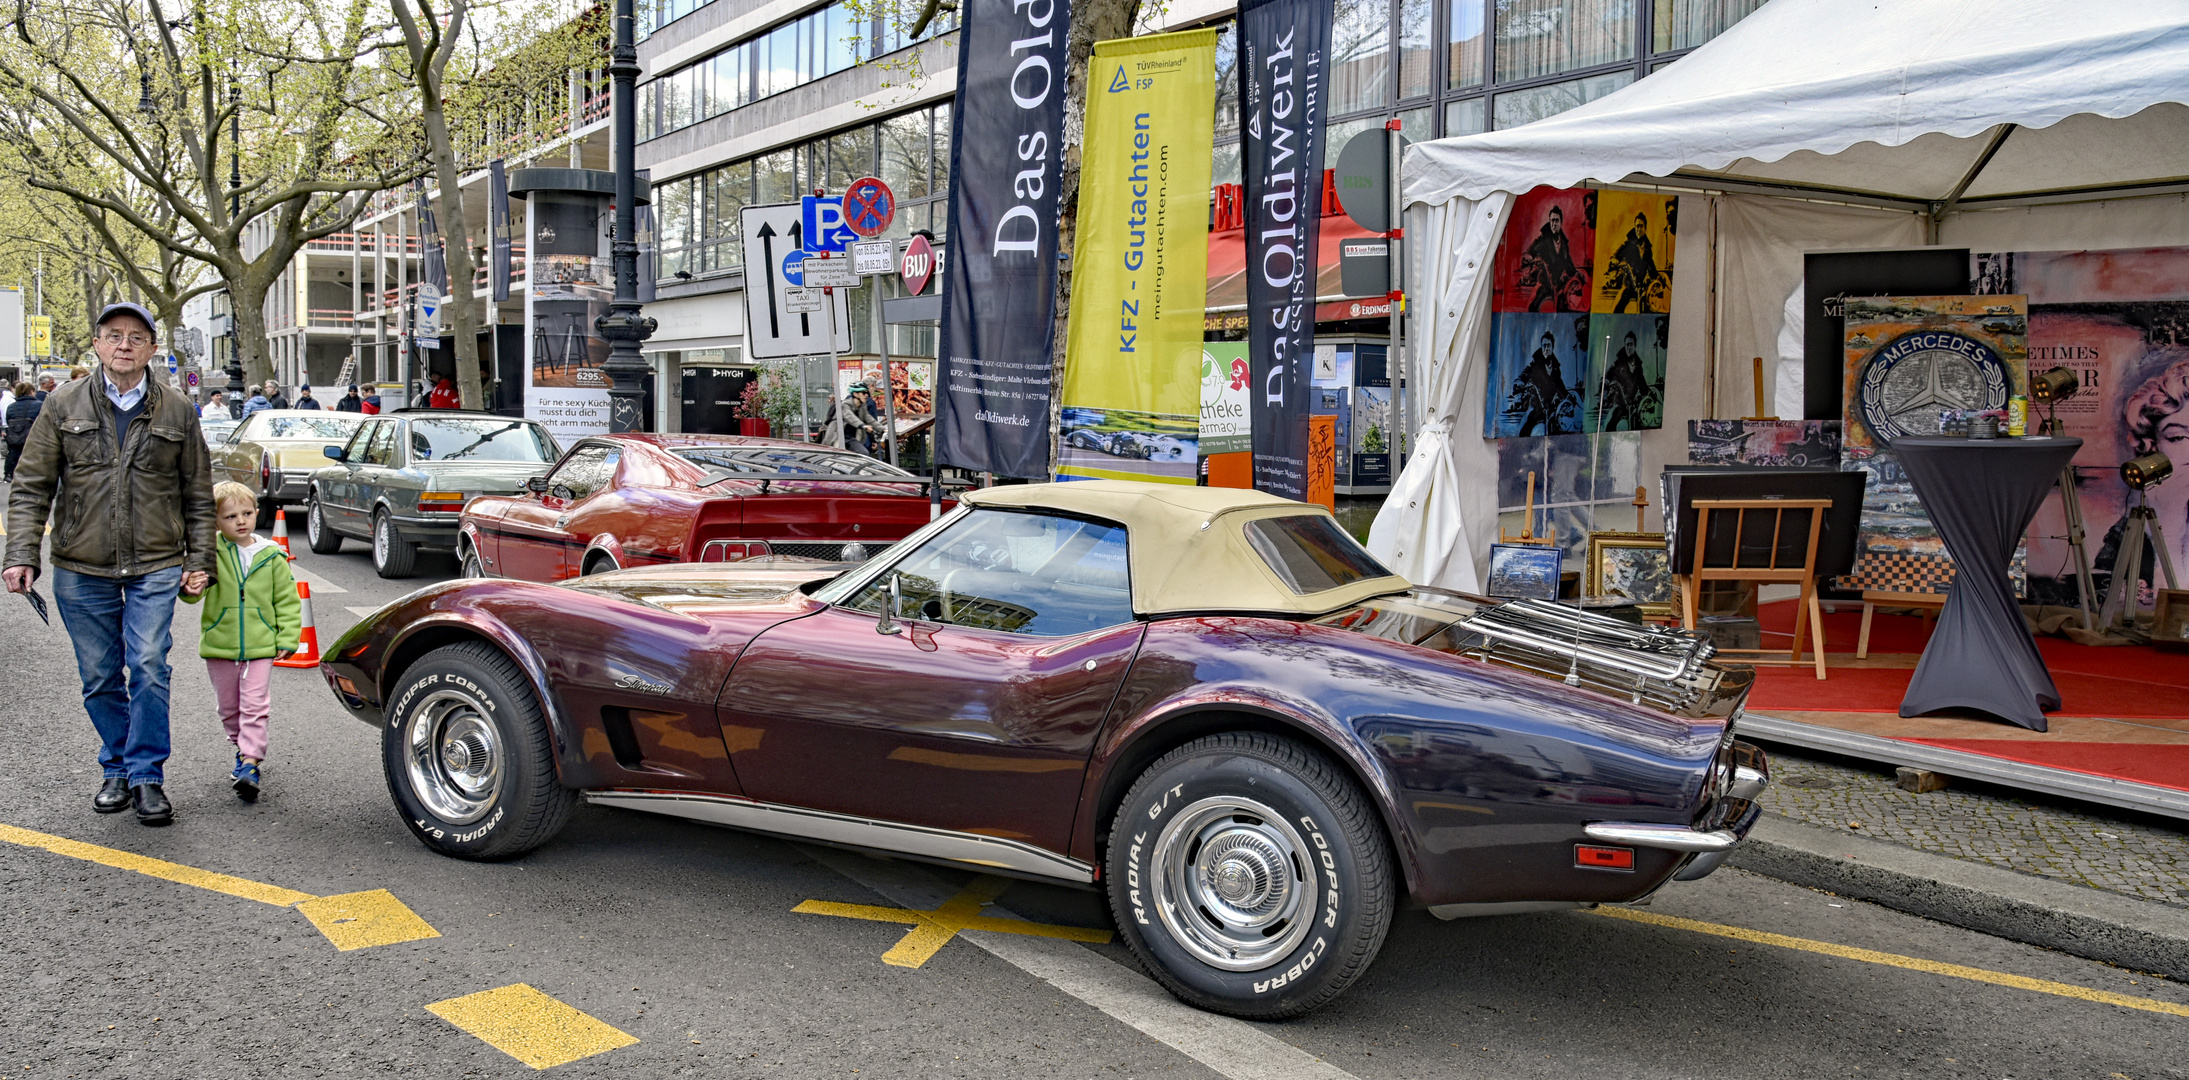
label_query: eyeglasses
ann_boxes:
[99,332,153,347]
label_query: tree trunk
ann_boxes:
[1048,0,1145,468]
[423,100,485,411]
[228,276,277,387]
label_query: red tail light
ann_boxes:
[260,455,271,482]
[1575,845,1635,871]
[698,540,772,562]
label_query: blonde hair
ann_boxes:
[212,481,258,515]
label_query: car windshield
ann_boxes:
[255,415,362,440]
[674,445,912,484]
[408,419,557,463]
[1243,515,1394,594]
[840,509,1133,636]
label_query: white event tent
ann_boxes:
[1367,0,2189,592]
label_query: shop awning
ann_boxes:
[1204,213,1390,330]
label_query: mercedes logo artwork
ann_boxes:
[1856,330,2012,446]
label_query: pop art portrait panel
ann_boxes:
[1493,187,1595,314]
[1591,192,1676,314]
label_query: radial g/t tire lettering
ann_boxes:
[1105,732,1393,1019]
[382,641,574,860]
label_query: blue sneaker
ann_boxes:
[233,758,260,802]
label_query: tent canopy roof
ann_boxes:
[1405,0,2189,210]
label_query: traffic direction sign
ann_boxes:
[841,177,895,238]
[741,202,851,359]
[800,195,859,254]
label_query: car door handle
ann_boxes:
[556,515,572,529]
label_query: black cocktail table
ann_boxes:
[1892,436,2082,730]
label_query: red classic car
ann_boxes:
[326,481,1766,1019]
[457,434,942,580]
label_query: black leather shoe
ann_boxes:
[131,783,172,826]
[93,778,132,814]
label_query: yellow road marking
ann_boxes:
[795,875,1113,968]
[0,822,436,951]
[0,822,314,906]
[426,984,638,1069]
[1596,906,2189,1018]
[296,889,442,950]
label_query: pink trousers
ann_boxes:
[206,658,272,760]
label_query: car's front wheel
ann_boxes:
[372,509,417,578]
[1106,732,1394,1019]
[382,642,574,860]
[306,495,343,554]
[459,543,487,578]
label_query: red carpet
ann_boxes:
[1902,739,2189,793]
[1737,601,2189,719]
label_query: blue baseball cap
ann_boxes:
[96,302,157,337]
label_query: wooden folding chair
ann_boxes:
[1856,590,1946,659]
[1676,498,1831,679]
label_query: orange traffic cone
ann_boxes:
[271,508,293,559]
[275,580,320,668]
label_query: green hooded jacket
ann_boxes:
[184,533,301,661]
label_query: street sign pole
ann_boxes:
[874,280,896,466]
[1387,119,1406,471]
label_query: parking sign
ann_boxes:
[801,195,859,254]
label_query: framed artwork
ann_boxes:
[2155,589,2189,653]
[1487,543,1562,601]
[1586,531,1674,618]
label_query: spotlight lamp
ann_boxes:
[2030,366,2080,402]
[2122,452,2174,491]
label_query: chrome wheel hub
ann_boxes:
[403,689,502,825]
[1149,796,1316,972]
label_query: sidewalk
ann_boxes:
[1733,744,2189,976]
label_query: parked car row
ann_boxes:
[293,410,943,580]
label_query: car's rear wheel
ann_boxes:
[306,495,343,554]
[582,551,616,576]
[382,642,574,860]
[372,509,417,578]
[1106,732,1393,1020]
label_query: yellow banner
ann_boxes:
[26,314,50,356]
[1058,29,1216,484]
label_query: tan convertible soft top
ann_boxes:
[958,480,1411,617]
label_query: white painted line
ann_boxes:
[345,606,384,619]
[289,563,348,594]
[800,846,1360,1080]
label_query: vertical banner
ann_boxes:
[489,160,511,303]
[1056,30,1217,486]
[1239,0,1331,499]
[934,0,1072,478]
[636,168,657,304]
[416,185,450,344]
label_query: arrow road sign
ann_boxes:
[742,202,851,359]
[801,195,859,254]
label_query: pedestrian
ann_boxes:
[360,386,382,415]
[37,374,56,399]
[262,380,289,411]
[204,390,226,418]
[5,381,39,480]
[240,386,274,419]
[3,302,216,826]
[428,375,459,410]
[181,481,298,802]
[293,385,321,410]
[67,366,87,383]
[335,384,363,412]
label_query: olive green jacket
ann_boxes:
[3,374,216,578]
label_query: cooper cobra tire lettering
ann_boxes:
[1103,732,1394,1021]
[381,642,575,863]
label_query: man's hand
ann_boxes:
[275,648,295,661]
[2,565,32,594]
[181,570,209,596]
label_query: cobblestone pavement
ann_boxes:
[1754,745,2189,908]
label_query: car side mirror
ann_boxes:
[876,573,903,636]
[526,475,549,493]
[323,445,345,461]
[550,483,574,501]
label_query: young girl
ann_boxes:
[186,482,301,801]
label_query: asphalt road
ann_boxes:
[2,513,2186,1078]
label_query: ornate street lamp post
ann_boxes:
[596,0,655,432]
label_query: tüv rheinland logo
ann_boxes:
[1108,66,1128,93]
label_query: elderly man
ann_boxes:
[4,303,215,825]
[263,380,289,411]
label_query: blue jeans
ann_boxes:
[51,566,183,785]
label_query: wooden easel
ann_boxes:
[1501,471,1557,547]
[1677,497,1831,679]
